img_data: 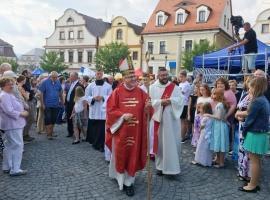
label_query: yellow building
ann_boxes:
[99,16,144,69]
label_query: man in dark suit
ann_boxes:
[65,72,83,137]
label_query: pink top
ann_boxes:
[0,91,26,130]
[224,89,237,107]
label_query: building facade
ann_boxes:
[253,9,270,46]
[44,8,110,71]
[0,38,16,61]
[18,48,45,71]
[142,0,234,75]
[99,16,143,69]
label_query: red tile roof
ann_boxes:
[142,0,229,34]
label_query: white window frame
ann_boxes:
[185,40,193,52]
[262,24,269,33]
[68,31,74,40]
[147,41,154,54]
[159,41,166,54]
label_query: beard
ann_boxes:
[159,78,168,85]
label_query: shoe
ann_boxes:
[10,170,27,176]
[23,136,35,142]
[213,164,225,169]
[125,185,135,197]
[228,151,233,156]
[238,186,260,193]
[66,135,72,138]
[47,136,53,140]
[191,161,198,165]
[72,141,80,145]
[181,138,188,144]
[3,170,10,174]
[156,170,163,176]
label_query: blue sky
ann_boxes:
[0,0,269,55]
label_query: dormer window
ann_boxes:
[67,17,74,24]
[177,13,184,24]
[157,15,163,26]
[199,11,206,22]
[197,5,211,23]
[156,11,169,26]
[175,8,189,24]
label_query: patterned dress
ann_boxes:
[191,114,202,147]
[237,92,251,178]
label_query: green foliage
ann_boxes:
[40,51,67,73]
[0,57,18,72]
[182,40,216,71]
[95,42,130,75]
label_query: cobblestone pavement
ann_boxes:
[1,124,270,200]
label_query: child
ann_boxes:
[192,102,213,167]
[207,88,229,168]
[188,84,200,147]
[191,102,203,147]
[70,86,88,144]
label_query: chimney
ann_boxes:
[142,23,146,28]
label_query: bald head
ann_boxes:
[0,63,12,75]
[254,69,265,78]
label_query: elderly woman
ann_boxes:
[0,77,29,176]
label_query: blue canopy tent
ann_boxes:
[32,67,45,76]
[193,40,270,72]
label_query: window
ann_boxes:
[116,29,123,40]
[87,51,93,63]
[78,31,83,39]
[262,24,269,33]
[78,51,83,63]
[199,39,206,44]
[148,42,154,54]
[67,17,74,23]
[68,51,73,63]
[159,41,166,54]
[185,40,193,52]
[177,13,184,24]
[199,10,206,22]
[59,51,64,60]
[59,31,65,40]
[157,15,163,26]
[224,15,226,27]
[132,51,138,60]
[68,31,74,39]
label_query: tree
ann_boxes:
[40,51,67,73]
[0,57,18,72]
[95,42,130,75]
[182,40,216,71]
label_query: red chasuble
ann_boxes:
[106,84,149,177]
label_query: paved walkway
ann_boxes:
[0,124,270,200]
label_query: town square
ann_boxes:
[0,0,270,199]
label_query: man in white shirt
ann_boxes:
[178,70,192,143]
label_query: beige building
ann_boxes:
[142,0,234,75]
[253,9,270,46]
[99,16,143,69]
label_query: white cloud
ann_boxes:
[0,0,267,55]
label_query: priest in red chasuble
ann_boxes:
[105,58,151,197]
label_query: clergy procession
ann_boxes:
[0,56,270,198]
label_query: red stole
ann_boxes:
[153,83,175,154]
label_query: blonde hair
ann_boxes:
[0,77,14,88]
[74,86,85,102]
[249,77,268,98]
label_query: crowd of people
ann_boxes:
[0,59,269,196]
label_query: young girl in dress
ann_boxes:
[70,86,88,144]
[191,102,203,147]
[192,102,213,166]
[188,84,200,147]
[206,88,229,168]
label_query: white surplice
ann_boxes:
[85,81,112,120]
[150,80,184,175]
